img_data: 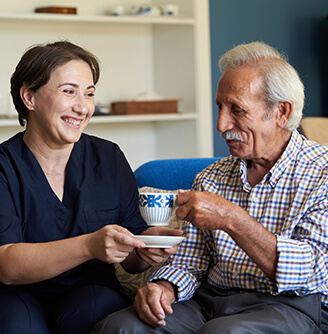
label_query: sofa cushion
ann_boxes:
[134,158,219,190]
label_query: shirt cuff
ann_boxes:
[148,265,199,302]
[275,235,314,293]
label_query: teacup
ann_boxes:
[139,192,176,226]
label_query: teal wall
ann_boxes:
[209,0,328,157]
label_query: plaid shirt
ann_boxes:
[149,130,328,306]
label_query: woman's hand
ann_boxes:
[0,224,145,285]
[135,226,183,266]
[87,225,145,264]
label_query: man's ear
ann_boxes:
[276,101,293,129]
[20,86,35,111]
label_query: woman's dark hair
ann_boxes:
[10,40,100,126]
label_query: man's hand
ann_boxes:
[134,281,176,327]
[176,190,239,230]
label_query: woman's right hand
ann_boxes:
[87,225,145,264]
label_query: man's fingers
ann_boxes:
[135,284,167,327]
[136,248,163,265]
[161,296,173,315]
[136,300,165,327]
[176,190,191,206]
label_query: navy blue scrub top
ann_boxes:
[0,132,147,288]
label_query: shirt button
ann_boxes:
[233,271,239,277]
[252,196,259,203]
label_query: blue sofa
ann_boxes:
[134,157,221,190]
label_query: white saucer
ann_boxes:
[133,235,185,248]
[146,222,170,226]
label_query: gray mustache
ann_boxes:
[221,131,245,142]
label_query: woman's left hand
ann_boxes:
[136,227,183,266]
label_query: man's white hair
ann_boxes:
[218,41,304,130]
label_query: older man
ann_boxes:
[94,42,328,333]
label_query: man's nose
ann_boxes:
[216,108,233,134]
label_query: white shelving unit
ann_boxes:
[0,0,213,169]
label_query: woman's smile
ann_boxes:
[62,116,84,128]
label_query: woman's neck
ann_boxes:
[23,130,74,202]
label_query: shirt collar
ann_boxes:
[269,130,302,186]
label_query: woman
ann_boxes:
[0,41,182,333]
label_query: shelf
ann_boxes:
[91,113,197,123]
[0,113,197,127]
[0,13,195,25]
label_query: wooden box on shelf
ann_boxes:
[111,100,179,115]
[34,7,77,14]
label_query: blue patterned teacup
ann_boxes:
[138,192,176,226]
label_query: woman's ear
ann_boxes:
[20,86,35,111]
[276,101,293,129]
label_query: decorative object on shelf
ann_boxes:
[163,4,180,16]
[111,5,129,16]
[134,5,162,16]
[111,91,180,115]
[109,4,179,17]
[34,7,77,15]
[111,99,179,115]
